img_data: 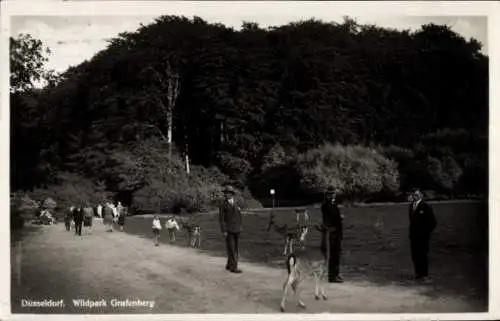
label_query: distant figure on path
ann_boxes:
[64,206,74,231]
[103,202,114,232]
[320,186,344,283]
[117,202,126,232]
[165,216,180,242]
[83,204,94,235]
[96,204,103,218]
[73,206,84,236]
[219,185,243,273]
[111,203,119,223]
[152,215,162,246]
[408,188,437,283]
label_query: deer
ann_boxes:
[280,225,332,312]
[178,217,201,248]
[266,209,311,256]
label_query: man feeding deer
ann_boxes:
[320,186,344,283]
[219,185,243,274]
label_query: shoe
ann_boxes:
[230,268,242,273]
[225,266,230,271]
[329,276,343,283]
[416,276,432,284]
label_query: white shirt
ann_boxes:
[152,219,162,230]
[96,205,103,217]
[111,206,118,218]
[165,219,180,230]
[413,199,421,211]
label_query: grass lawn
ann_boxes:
[124,201,488,307]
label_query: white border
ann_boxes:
[1,1,499,320]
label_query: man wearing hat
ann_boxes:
[320,186,344,283]
[408,188,437,283]
[219,185,243,273]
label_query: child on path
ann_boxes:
[152,215,162,246]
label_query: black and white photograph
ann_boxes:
[2,1,499,319]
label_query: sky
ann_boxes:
[9,5,489,75]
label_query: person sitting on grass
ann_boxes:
[152,215,162,246]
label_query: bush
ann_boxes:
[456,155,488,195]
[214,151,252,186]
[426,156,463,195]
[248,143,302,201]
[132,142,261,213]
[28,172,112,214]
[296,143,400,202]
[260,143,289,172]
[42,197,57,210]
[379,145,416,192]
[381,143,473,198]
[10,193,40,229]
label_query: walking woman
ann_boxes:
[64,206,74,231]
[103,202,114,232]
[117,202,126,232]
[82,203,94,235]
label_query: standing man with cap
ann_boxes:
[320,186,344,283]
[219,185,243,273]
[408,188,437,283]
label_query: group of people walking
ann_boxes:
[64,201,128,236]
[218,185,437,284]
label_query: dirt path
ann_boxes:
[11,223,482,314]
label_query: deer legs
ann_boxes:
[313,270,328,301]
[283,237,295,256]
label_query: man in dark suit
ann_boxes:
[73,206,84,236]
[408,188,437,283]
[320,186,344,283]
[219,185,243,273]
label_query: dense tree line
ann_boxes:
[11,16,488,211]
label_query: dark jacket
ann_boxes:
[409,201,437,239]
[64,208,73,221]
[219,200,242,233]
[73,208,84,222]
[321,200,343,232]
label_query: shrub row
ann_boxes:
[249,135,487,204]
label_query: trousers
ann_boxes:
[410,235,431,278]
[64,219,71,231]
[74,219,83,236]
[321,231,342,281]
[225,232,240,270]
